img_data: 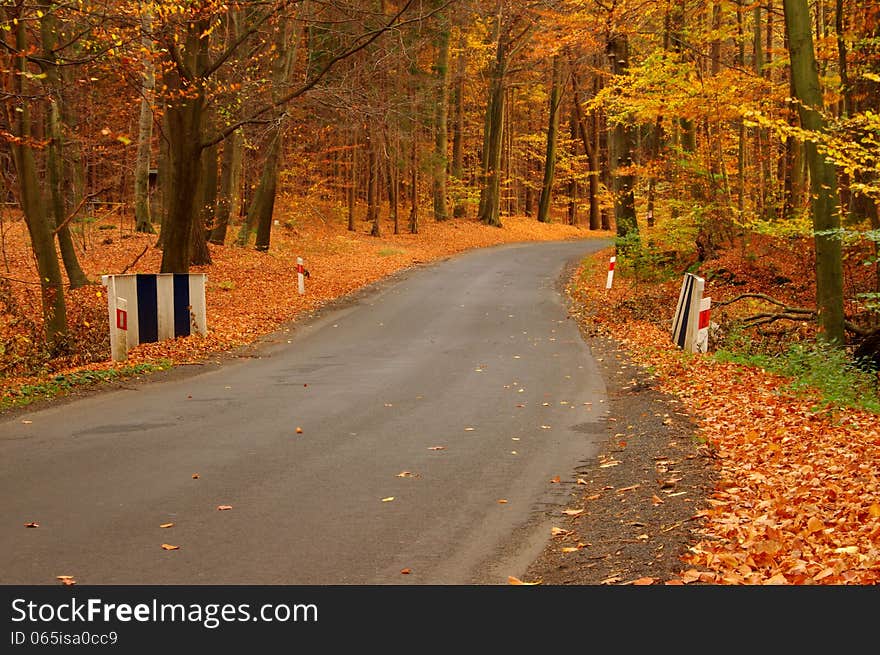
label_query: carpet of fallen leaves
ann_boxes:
[0,200,609,400]
[571,242,880,585]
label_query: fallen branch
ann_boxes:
[715,293,817,328]
[741,312,816,328]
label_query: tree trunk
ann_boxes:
[134,7,156,234]
[210,129,243,245]
[5,10,67,351]
[537,55,562,224]
[783,0,845,344]
[159,20,208,274]
[478,7,506,228]
[451,32,467,218]
[607,34,638,243]
[252,132,283,251]
[40,2,89,288]
[432,20,450,221]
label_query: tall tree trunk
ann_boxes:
[432,19,450,221]
[252,12,298,252]
[567,98,579,226]
[607,34,638,243]
[783,0,845,344]
[252,132,283,251]
[5,9,67,351]
[134,7,156,234]
[159,20,208,274]
[366,125,381,236]
[40,1,89,288]
[537,55,562,224]
[478,2,506,227]
[210,129,243,245]
[348,127,357,231]
[451,32,467,218]
[190,142,216,264]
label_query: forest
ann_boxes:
[1,0,878,383]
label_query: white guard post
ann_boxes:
[101,274,207,362]
[605,256,616,289]
[297,257,305,295]
[671,273,706,353]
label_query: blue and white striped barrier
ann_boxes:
[101,273,207,361]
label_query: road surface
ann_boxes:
[0,239,612,584]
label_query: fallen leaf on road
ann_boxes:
[217,505,233,511]
[24,522,39,528]
[616,484,640,494]
[381,497,395,502]
[428,446,445,451]
[396,471,417,478]
[497,499,508,504]
[600,575,622,585]
[56,576,75,586]
[192,473,200,479]
[295,427,303,434]
[551,527,572,537]
[464,427,475,431]
[160,523,174,529]
[651,495,664,505]
[577,478,588,485]
[540,425,551,429]
[549,475,561,483]
[508,576,540,585]
[562,509,584,516]
[400,568,412,575]
[631,577,656,585]
[161,544,180,551]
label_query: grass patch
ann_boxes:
[0,360,173,412]
[377,247,405,257]
[714,340,880,414]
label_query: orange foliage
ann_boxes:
[0,201,609,398]
[573,248,880,585]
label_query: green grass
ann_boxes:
[0,360,173,412]
[377,248,405,257]
[714,340,880,415]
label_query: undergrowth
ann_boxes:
[0,360,172,412]
[714,334,880,414]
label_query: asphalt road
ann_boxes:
[0,238,612,585]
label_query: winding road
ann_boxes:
[0,238,612,585]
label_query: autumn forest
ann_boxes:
[1,0,879,377]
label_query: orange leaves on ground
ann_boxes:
[575,248,880,585]
[400,568,412,575]
[427,446,445,451]
[508,576,540,585]
[192,473,200,479]
[161,544,180,551]
[159,523,174,529]
[295,427,303,434]
[0,212,601,393]
[217,505,233,511]
[24,522,39,528]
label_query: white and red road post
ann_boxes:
[297,257,305,295]
[605,256,616,289]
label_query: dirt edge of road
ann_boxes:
[519,265,718,586]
